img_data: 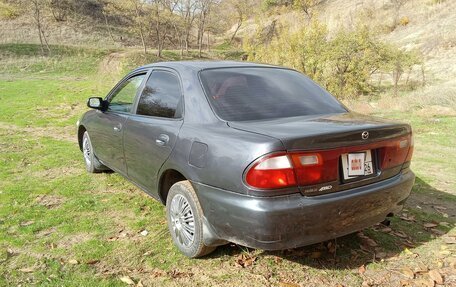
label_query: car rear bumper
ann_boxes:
[192,171,415,250]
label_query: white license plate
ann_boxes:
[341,150,374,180]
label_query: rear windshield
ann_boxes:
[200,67,347,121]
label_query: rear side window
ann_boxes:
[200,68,347,121]
[137,71,182,118]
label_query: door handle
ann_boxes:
[113,124,122,132]
[155,134,169,146]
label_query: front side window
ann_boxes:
[136,71,182,118]
[108,74,146,113]
[200,68,347,121]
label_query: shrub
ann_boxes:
[245,21,421,99]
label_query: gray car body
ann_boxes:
[77,61,415,250]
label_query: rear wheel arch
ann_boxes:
[158,169,187,205]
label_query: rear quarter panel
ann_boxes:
[160,122,286,195]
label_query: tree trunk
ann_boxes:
[33,0,50,55]
[198,12,206,58]
[229,20,242,45]
[103,11,116,44]
[134,3,147,55]
[155,5,161,58]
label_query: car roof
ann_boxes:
[134,61,283,72]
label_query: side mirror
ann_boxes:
[87,97,106,110]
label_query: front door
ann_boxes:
[123,69,184,194]
[90,72,147,174]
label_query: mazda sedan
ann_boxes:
[77,61,415,257]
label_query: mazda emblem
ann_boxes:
[361,131,369,140]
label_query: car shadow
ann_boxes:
[208,176,455,269]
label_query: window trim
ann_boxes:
[104,69,150,115]
[131,67,185,121]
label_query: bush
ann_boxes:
[245,21,421,99]
[0,2,20,19]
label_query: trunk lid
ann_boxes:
[228,112,411,150]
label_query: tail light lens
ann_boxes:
[289,152,339,186]
[245,153,297,189]
[379,134,413,169]
[245,151,338,189]
[245,133,413,190]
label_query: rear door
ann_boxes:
[123,69,184,194]
[89,72,147,174]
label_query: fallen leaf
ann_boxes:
[168,269,193,278]
[273,256,283,264]
[19,267,35,273]
[414,278,434,287]
[365,238,378,247]
[380,227,392,233]
[279,282,300,287]
[414,262,428,274]
[20,221,34,227]
[68,259,78,265]
[151,269,166,278]
[120,276,135,285]
[428,269,443,284]
[430,228,445,236]
[423,223,438,228]
[140,230,148,236]
[403,248,414,255]
[433,206,447,210]
[235,254,257,267]
[359,264,366,275]
[442,236,456,244]
[86,259,100,265]
[400,214,416,222]
[401,267,415,279]
[393,231,408,238]
[400,279,413,286]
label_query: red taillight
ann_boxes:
[245,151,338,189]
[379,134,413,169]
[289,152,339,186]
[245,153,297,189]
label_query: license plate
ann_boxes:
[341,150,374,180]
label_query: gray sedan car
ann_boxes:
[77,61,415,257]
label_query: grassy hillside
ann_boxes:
[0,44,455,286]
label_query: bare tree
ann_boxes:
[175,0,198,53]
[391,0,408,27]
[196,0,217,57]
[132,0,147,55]
[227,0,253,45]
[30,0,51,54]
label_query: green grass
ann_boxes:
[0,43,455,286]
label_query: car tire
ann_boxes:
[82,131,108,173]
[166,180,216,258]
